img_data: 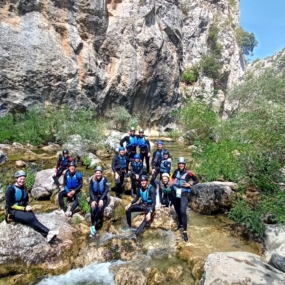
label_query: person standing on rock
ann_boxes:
[52,149,73,189]
[125,175,156,237]
[5,171,59,243]
[56,162,83,217]
[112,147,129,198]
[130,154,144,197]
[159,173,173,209]
[120,127,138,160]
[89,166,109,237]
[150,140,171,187]
[136,129,151,174]
[172,157,199,242]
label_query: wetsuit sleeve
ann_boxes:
[158,182,163,203]
[89,178,95,202]
[151,151,156,168]
[119,136,128,147]
[149,186,156,211]
[6,186,26,211]
[187,172,199,185]
[74,173,83,193]
[131,191,140,204]
[146,138,150,152]
[112,156,118,173]
[100,178,109,200]
[138,164,144,176]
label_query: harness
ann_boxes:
[174,170,191,193]
[140,185,153,205]
[126,136,138,149]
[12,185,27,206]
[92,177,105,195]
[132,161,143,174]
[65,171,82,192]
[60,155,70,169]
[160,159,171,173]
[137,136,148,149]
[117,155,127,169]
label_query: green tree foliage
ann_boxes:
[235,27,258,56]
[200,54,222,79]
[181,66,199,85]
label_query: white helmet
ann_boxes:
[177,157,186,164]
[14,170,26,178]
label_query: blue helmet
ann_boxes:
[118,147,125,151]
[134,154,140,159]
[157,140,164,145]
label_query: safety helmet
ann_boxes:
[157,140,164,145]
[163,151,170,156]
[161,173,170,178]
[130,127,135,131]
[14,170,26,178]
[118,147,125,152]
[139,129,144,133]
[177,157,186,164]
[94,166,103,172]
[134,154,140,159]
[69,161,76,167]
[140,175,148,181]
[62,149,69,155]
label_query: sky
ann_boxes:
[240,0,285,60]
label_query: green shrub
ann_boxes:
[82,156,92,169]
[181,66,199,85]
[200,54,222,79]
[78,193,90,214]
[25,167,35,191]
[235,27,258,56]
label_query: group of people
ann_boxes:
[5,128,199,243]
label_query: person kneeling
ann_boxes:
[6,171,59,243]
[159,173,173,209]
[56,162,83,217]
[125,175,156,238]
[89,166,109,237]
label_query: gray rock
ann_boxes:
[190,182,235,214]
[86,152,101,168]
[104,196,121,218]
[0,150,8,164]
[200,252,285,285]
[269,253,285,273]
[63,134,89,158]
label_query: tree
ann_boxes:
[236,27,258,56]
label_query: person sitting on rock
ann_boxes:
[125,175,156,238]
[159,150,172,176]
[159,173,173,209]
[120,127,138,160]
[130,154,144,197]
[89,166,109,237]
[172,157,199,242]
[136,129,151,174]
[112,147,128,198]
[5,171,59,243]
[53,149,73,189]
[56,162,83,217]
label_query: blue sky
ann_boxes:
[240,0,285,60]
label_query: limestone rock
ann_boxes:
[199,252,285,285]
[0,212,79,277]
[115,266,146,285]
[166,265,183,280]
[0,150,8,164]
[15,160,27,167]
[146,268,166,285]
[190,182,235,214]
[104,196,122,218]
[23,150,38,162]
[269,253,285,273]
[86,152,101,168]
[63,135,89,158]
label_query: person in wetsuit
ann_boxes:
[159,173,174,209]
[5,171,59,243]
[150,140,171,187]
[130,154,144,197]
[136,129,151,174]
[120,127,138,160]
[56,162,83,217]
[172,157,199,242]
[125,175,156,237]
[112,147,128,198]
[52,149,73,189]
[159,150,172,176]
[89,166,109,237]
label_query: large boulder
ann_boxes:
[199,252,285,285]
[0,212,79,278]
[31,169,63,198]
[105,131,124,152]
[190,182,236,214]
[104,196,122,218]
[264,225,285,260]
[85,152,101,169]
[0,150,8,164]
[269,253,285,273]
[63,135,89,158]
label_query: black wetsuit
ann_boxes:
[112,154,128,197]
[89,176,109,227]
[5,185,49,237]
[126,184,156,236]
[120,135,138,160]
[159,180,174,207]
[58,171,83,214]
[136,135,151,173]
[172,169,199,231]
[53,155,72,188]
[130,160,144,195]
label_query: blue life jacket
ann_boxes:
[140,185,153,205]
[160,159,171,173]
[137,136,148,149]
[92,177,106,195]
[65,171,82,192]
[154,149,165,166]
[61,155,70,169]
[126,136,138,149]
[131,161,143,174]
[117,155,127,169]
[12,185,27,205]
[174,170,191,193]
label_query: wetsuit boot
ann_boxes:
[183,232,188,242]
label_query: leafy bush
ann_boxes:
[235,27,258,56]
[181,66,199,85]
[168,129,182,141]
[200,54,222,79]
[78,193,90,214]
[25,167,35,191]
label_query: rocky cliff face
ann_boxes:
[0,0,244,127]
